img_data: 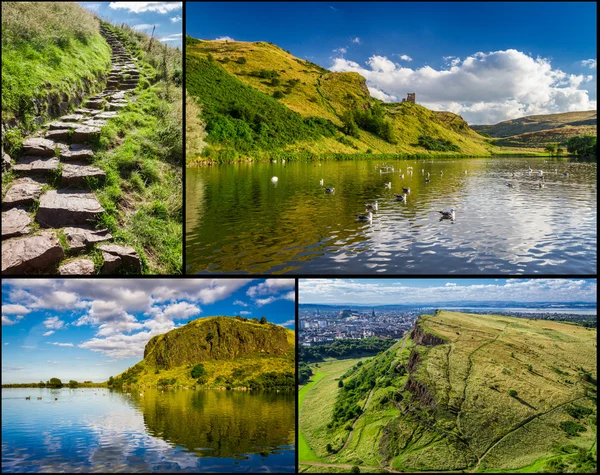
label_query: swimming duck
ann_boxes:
[563,172,569,177]
[325,187,335,194]
[365,201,379,211]
[37,397,42,400]
[356,211,373,222]
[402,187,411,194]
[440,171,443,175]
[25,396,31,400]
[538,170,544,177]
[425,178,430,183]
[394,193,407,202]
[439,208,456,219]
[384,182,392,189]
[464,170,468,174]
[528,167,533,172]
[400,174,405,179]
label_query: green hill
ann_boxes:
[300,311,597,473]
[186,37,530,163]
[111,316,295,390]
[472,110,597,148]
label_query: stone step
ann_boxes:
[36,190,104,228]
[47,121,80,130]
[95,111,119,119]
[60,145,95,161]
[75,108,95,115]
[85,99,104,109]
[99,244,142,274]
[82,119,108,127]
[13,156,59,175]
[22,137,64,156]
[61,163,106,186]
[1,232,64,274]
[60,113,86,122]
[105,102,128,110]
[2,177,44,209]
[45,129,70,141]
[59,258,95,275]
[63,227,112,251]
[72,126,101,143]
[2,208,32,239]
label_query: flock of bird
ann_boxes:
[24,389,111,401]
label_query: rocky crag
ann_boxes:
[2,26,142,275]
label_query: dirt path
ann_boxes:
[301,461,403,473]
[2,26,142,275]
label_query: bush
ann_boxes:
[191,364,206,378]
[418,135,460,152]
[260,316,267,324]
[351,466,360,473]
[508,389,518,397]
[338,380,344,388]
[236,56,246,64]
[273,90,285,99]
[326,443,333,453]
[566,135,596,157]
[560,420,586,436]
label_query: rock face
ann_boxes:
[404,376,437,409]
[2,208,32,239]
[144,317,294,369]
[1,232,64,274]
[410,322,446,347]
[59,258,95,275]
[2,178,43,209]
[99,244,142,274]
[63,227,112,251]
[36,190,105,227]
[2,152,12,171]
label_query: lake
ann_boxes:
[186,157,597,274]
[1,388,295,473]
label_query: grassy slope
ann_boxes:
[311,311,597,472]
[113,316,295,388]
[1,2,111,142]
[472,110,597,148]
[299,358,372,462]
[187,38,540,162]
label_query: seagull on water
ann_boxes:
[439,208,456,220]
[356,211,373,222]
[365,200,378,211]
[402,187,411,194]
[394,193,407,202]
[319,178,324,186]
[425,177,430,183]
[271,176,278,183]
[324,187,335,194]
[384,182,392,189]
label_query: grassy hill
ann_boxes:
[300,311,597,473]
[472,110,597,148]
[111,316,295,390]
[186,37,541,163]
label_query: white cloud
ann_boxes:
[81,2,102,12]
[398,54,412,62]
[159,33,182,43]
[255,297,277,307]
[234,300,249,307]
[48,342,74,347]
[43,316,65,329]
[42,331,55,337]
[170,15,181,23]
[108,2,182,14]
[215,36,234,41]
[280,319,296,328]
[239,311,251,316]
[2,304,31,315]
[2,316,17,325]
[247,279,295,298]
[132,24,156,31]
[351,37,361,44]
[330,49,597,124]
[333,47,348,55]
[47,360,58,365]
[4,343,8,346]
[581,59,596,69]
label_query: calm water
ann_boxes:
[1,388,295,473]
[186,157,597,274]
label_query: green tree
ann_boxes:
[341,110,360,138]
[273,90,285,99]
[108,376,114,387]
[207,53,214,63]
[351,466,360,473]
[191,364,207,378]
[326,443,333,453]
[39,381,46,388]
[48,378,62,388]
[236,56,247,64]
[508,389,518,397]
[68,380,78,388]
[260,316,267,324]
[545,143,557,156]
[270,78,280,86]
[338,380,344,388]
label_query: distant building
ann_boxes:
[372,308,376,318]
[401,93,416,104]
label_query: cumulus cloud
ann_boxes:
[2,304,31,315]
[108,2,182,14]
[351,37,361,44]
[170,15,181,23]
[215,36,234,41]
[330,49,597,124]
[48,342,74,347]
[397,54,412,62]
[279,319,296,328]
[42,331,55,337]
[255,297,278,307]
[43,316,65,329]
[132,24,156,31]
[159,33,182,43]
[581,59,596,69]
[2,316,18,326]
[333,47,347,55]
[239,311,252,316]
[247,279,295,298]
[234,300,249,307]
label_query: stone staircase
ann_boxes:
[1,26,143,275]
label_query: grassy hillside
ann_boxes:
[186,37,527,163]
[1,2,111,150]
[301,311,597,472]
[472,110,597,148]
[111,316,295,390]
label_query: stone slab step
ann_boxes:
[106,102,128,110]
[1,231,64,274]
[59,258,95,275]
[13,156,59,175]
[85,99,104,109]
[2,177,44,209]
[47,121,80,130]
[22,138,63,156]
[82,119,108,127]
[95,111,119,119]
[45,129,70,141]
[60,114,86,122]
[99,244,142,274]
[72,126,101,143]
[63,227,112,251]
[60,145,95,161]
[36,190,104,228]
[61,163,106,186]
[2,208,32,239]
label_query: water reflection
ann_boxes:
[1,388,295,473]
[186,157,596,274]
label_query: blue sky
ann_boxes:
[299,278,597,305]
[1,279,295,384]
[188,2,597,124]
[81,2,182,48]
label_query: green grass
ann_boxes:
[2,2,111,149]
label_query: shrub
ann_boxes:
[326,443,333,453]
[418,135,460,152]
[338,380,344,388]
[191,364,206,378]
[508,389,518,397]
[560,420,586,436]
[236,56,246,64]
[273,90,285,99]
[351,466,360,473]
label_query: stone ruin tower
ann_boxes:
[402,93,416,104]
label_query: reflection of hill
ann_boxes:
[137,389,295,458]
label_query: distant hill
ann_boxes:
[186,36,503,162]
[112,316,295,389]
[472,110,596,148]
[313,310,597,472]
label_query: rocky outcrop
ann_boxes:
[410,321,446,347]
[98,244,142,274]
[404,375,437,409]
[1,208,32,239]
[407,350,422,373]
[1,232,64,274]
